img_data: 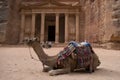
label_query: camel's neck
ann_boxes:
[31,41,58,67]
[31,41,49,60]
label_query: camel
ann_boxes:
[24,38,100,76]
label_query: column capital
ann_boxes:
[65,13,69,16]
[41,13,46,15]
[56,13,59,15]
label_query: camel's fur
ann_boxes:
[24,38,100,76]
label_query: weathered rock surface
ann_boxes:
[0,0,120,49]
[84,0,120,49]
[0,0,8,43]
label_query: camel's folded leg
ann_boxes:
[48,68,70,76]
[42,66,52,72]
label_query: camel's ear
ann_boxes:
[32,37,37,41]
[35,37,40,42]
[30,37,40,42]
[22,37,34,44]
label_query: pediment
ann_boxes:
[21,0,80,9]
[39,1,71,8]
[40,2,60,7]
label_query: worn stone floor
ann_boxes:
[0,47,120,80]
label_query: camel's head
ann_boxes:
[23,37,38,45]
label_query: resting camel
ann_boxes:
[24,38,100,76]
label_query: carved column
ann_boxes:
[76,13,79,42]
[40,13,45,42]
[55,13,59,43]
[65,13,69,43]
[31,13,36,38]
[20,14,25,43]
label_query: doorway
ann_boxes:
[48,26,55,41]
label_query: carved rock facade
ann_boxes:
[84,0,120,49]
[1,0,120,49]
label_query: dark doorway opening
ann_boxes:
[48,26,55,41]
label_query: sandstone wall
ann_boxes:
[111,0,120,42]
[0,0,8,43]
[5,0,22,44]
[84,0,120,49]
[79,9,85,42]
[84,0,102,43]
[106,0,120,49]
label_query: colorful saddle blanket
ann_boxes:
[57,41,92,66]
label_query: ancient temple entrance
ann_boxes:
[19,0,81,43]
[45,14,55,42]
[48,26,55,41]
[34,13,65,43]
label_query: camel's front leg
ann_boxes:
[42,65,52,72]
[48,68,71,76]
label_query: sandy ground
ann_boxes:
[0,47,120,80]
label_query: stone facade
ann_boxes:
[19,0,82,43]
[1,0,120,49]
